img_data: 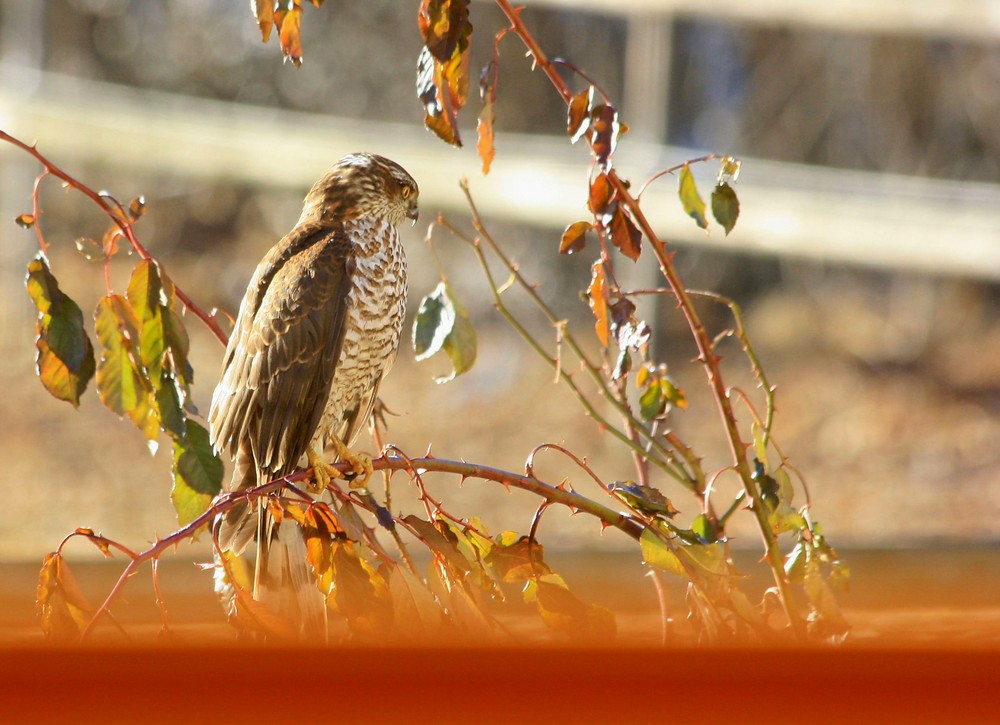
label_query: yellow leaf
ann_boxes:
[678,163,708,231]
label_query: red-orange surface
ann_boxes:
[2,644,998,723]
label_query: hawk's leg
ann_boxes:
[329,435,374,490]
[304,440,373,493]
[305,447,339,494]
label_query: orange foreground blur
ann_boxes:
[2,643,998,723]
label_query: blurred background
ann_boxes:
[1,0,999,590]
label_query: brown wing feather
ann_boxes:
[209,221,354,480]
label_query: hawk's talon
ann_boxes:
[330,435,374,490]
[306,447,337,494]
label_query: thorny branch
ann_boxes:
[1,130,230,347]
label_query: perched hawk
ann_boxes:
[208,153,418,637]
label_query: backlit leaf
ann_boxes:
[678,541,728,575]
[640,529,686,577]
[559,221,591,255]
[589,104,619,166]
[101,225,122,258]
[252,0,274,42]
[127,259,166,382]
[588,172,613,215]
[717,155,742,184]
[639,382,664,421]
[328,541,392,633]
[486,535,549,583]
[74,237,104,262]
[25,255,95,408]
[692,513,721,544]
[36,552,91,640]
[567,87,592,143]
[711,182,740,236]
[587,261,610,348]
[678,163,708,231]
[171,419,222,525]
[608,204,642,261]
[155,369,186,440]
[128,195,146,221]
[403,515,470,575]
[476,89,496,174]
[608,481,679,518]
[389,565,442,636]
[273,0,304,67]
[418,0,471,62]
[412,281,476,383]
[525,574,616,639]
[416,4,472,150]
[94,294,150,426]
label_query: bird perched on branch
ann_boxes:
[208,153,418,637]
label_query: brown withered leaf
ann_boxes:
[15,213,35,229]
[273,1,304,67]
[587,261,610,348]
[418,0,471,63]
[588,172,613,215]
[608,204,642,261]
[559,221,592,255]
[567,87,592,142]
[589,104,619,166]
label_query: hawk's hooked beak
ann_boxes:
[406,204,419,224]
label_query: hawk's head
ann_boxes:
[301,153,419,227]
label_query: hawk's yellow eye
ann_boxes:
[401,185,412,200]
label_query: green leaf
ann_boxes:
[751,422,769,468]
[25,255,95,408]
[412,281,477,384]
[127,260,167,382]
[692,514,721,544]
[640,529,686,576]
[678,163,708,231]
[171,419,223,525]
[678,542,728,576]
[163,305,194,390]
[94,294,150,423]
[639,381,664,421]
[154,369,187,440]
[711,182,740,236]
[608,481,679,518]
